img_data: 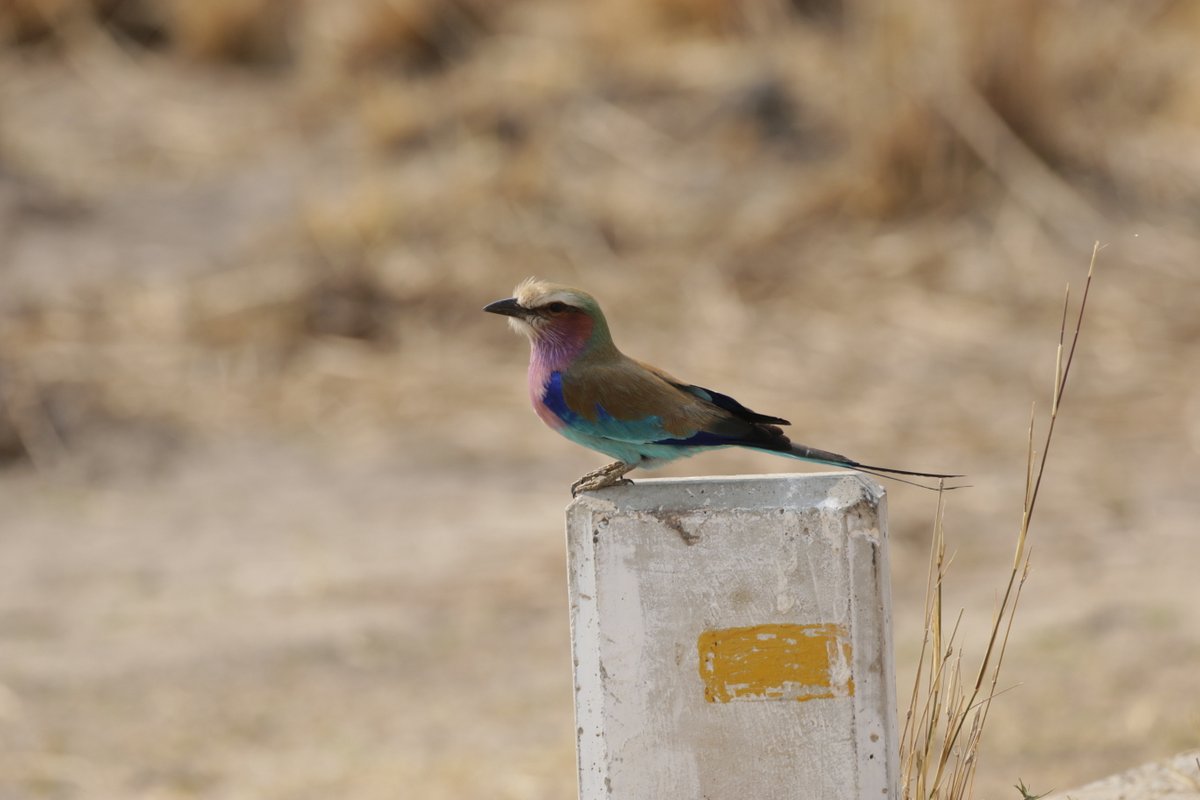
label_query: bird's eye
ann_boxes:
[546,302,569,313]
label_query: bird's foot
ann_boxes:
[571,475,633,497]
[571,461,636,497]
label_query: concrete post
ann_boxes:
[566,473,899,800]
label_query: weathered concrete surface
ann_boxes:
[566,473,899,800]
[1049,751,1200,800]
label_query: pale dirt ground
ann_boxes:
[1046,750,1200,800]
[1,3,1200,799]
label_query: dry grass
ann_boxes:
[1,0,1197,454]
[902,246,1096,799]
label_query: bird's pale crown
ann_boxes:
[513,277,589,310]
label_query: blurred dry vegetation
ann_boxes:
[0,1,1198,798]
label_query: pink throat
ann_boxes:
[526,315,593,423]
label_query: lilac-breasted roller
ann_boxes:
[485,279,958,495]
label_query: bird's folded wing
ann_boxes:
[552,359,766,445]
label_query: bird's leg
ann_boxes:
[570,461,636,496]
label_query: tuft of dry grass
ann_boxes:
[900,244,1098,799]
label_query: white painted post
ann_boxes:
[566,473,899,800]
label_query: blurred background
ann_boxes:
[1,0,1198,798]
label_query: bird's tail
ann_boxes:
[774,443,964,491]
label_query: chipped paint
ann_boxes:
[698,623,855,703]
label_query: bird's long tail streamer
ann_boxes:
[783,444,967,491]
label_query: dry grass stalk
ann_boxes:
[900,243,1099,799]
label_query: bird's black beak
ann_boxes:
[483,297,526,318]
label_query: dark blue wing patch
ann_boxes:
[652,431,738,447]
[541,371,581,424]
[676,384,789,426]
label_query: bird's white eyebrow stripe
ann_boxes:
[514,282,581,309]
[536,291,578,306]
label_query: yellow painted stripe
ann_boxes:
[697,623,854,703]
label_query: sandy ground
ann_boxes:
[1,425,1197,800]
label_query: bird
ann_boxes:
[484,279,959,496]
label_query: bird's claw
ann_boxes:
[570,462,636,496]
[571,477,633,497]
